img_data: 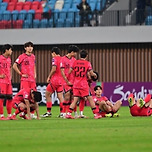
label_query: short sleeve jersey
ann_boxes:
[60,56,76,83]
[13,88,33,103]
[50,56,63,84]
[0,55,11,84]
[15,53,35,82]
[72,59,92,89]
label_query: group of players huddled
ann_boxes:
[0,42,151,120]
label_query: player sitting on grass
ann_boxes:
[93,85,122,117]
[128,93,152,116]
[11,89,42,120]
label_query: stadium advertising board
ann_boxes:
[103,82,152,106]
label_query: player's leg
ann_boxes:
[87,96,102,119]
[0,84,7,120]
[41,83,53,117]
[78,97,87,118]
[66,96,79,119]
[112,100,122,114]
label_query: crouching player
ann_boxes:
[128,93,152,116]
[11,89,42,120]
[93,85,122,117]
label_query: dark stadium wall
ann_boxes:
[8,43,152,83]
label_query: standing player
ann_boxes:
[93,85,122,117]
[128,93,152,116]
[13,41,37,118]
[0,44,13,120]
[11,88,42,120]
[41,47,64,118]
[65,50,101,119]
[60,45,79,117]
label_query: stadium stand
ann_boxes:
[0,0,137,29]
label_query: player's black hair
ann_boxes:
[32,91,42,102]
[24,41,34,48]
[68,45,79,53]
[1,44,13,53]
[94,85,102,91]
[80,49,87,58]
[51,47,60,55]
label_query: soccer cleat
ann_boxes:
[94,114,102,119]
[128,93,134,106]
[58,113,65,118]
[139,98,145,108]
[10,115,18,120]
[6,116,12,120]
[78,115,89,118]
[0,116,7,120]
[19,114,28,119]
[41,112,52,118]
[65,114,75,119]
[112,113,119,117]
[105,113,112,118]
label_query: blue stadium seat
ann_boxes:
[0,2,8,12]
[3,10,11,21]
[145,16,152,25]
[33,19,40,28]
[96,1,101,11]
[18,10,27,20]
[48,18,53,27]
[56,18,64,27]
[26,9,35,23]
[58,9,67,20]
[65,18,74,27]
[48,1,56,10]
[63,2,71,10]
[12,10,19,21]
[23,20,31,28]
[52,9,59,24]
[0,10,2,21]
[90,2,96,11]
[67,8,76,20]
[40,19,48,28]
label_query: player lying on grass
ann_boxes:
[11,88,42,120]
[93,85,122,117]
[65,50,102,119]
[128,93,152,116]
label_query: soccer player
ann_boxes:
[11,88,42,120]
[60,45,79,117]
[41,47,64,118]
[0,44,13,120]
[13,41,37,118]
[128,93,152,116]
[65,50,102,119]
[93,85,122,117]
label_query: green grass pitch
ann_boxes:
[0,106,152,152]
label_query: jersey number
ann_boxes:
[75,66,85,77]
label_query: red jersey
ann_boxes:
[72,59,92,89]
[15,53,35,82]
[93,96,108,104]
[50,56,63,84]
[60,56,76,83]
[13,88,34,103]
[0,55,11,84]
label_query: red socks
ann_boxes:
[46,101,52,113]
[0,99,4,115]
[6,100,12,115]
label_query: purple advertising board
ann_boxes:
[103,82,152,106]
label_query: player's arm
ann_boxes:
[34,65,37,79]
[24,99,31,120]
[34,102,40,120]
[47,66,56,83]
[13,63,28,78]
[89,70,97,79]
[61,68,72,86]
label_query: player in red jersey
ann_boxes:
[0,44,13,120]
[60,45,79,117]
[11,88,42,120]
[41,47,65,118]
[13,41,37,118]
[65,50,101,119]
[128,93,152,116]
[93,85,122,117]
